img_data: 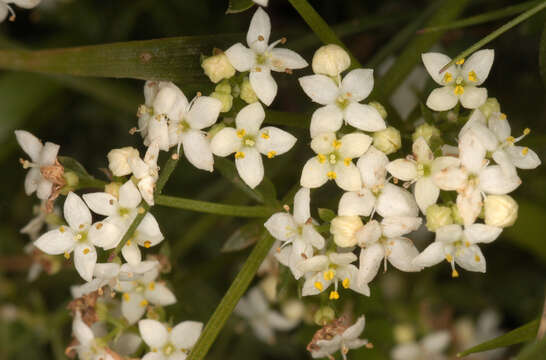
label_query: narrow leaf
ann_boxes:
[221,222,262,252]
[517,338,546,360]
[226,0,254,14]
[57,156,91,178]
[213,157,264,203]
[458,319,539,357]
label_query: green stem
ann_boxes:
[419,0,541,34]
[440,1,546,72]
[287,0,361,68]
[187,234,276,360]
[155,195,277,218]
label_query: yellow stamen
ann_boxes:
[149,282,155,290]
[443,72,453,84]
[474,255,481,262]
[236,129,246,138]
[327,171,337,180]
[267,151,276,159]
[317,153,326,164]
[332,140,341,149]
[123,293,130,301]
[522,147,529,156]
[500,113,507,119]
[126,239,132,246]
[95,223,103,230]
[506,136,515,143]
[454,85,464,95]
[83,248,90,255]
[64,252,70,260]
[342,278,350,289]
[329,291,340,300]
[323,270,335,281]
[343,158,351,166]
[79,224,85,229]
[314,281,323,291]
[523,128,531,135]
[456,58,465,65]
[261,132,269,139]
[167,327,172,333]
[140,299,149,307]
[144,240,151,248]
[59,226,65,233]
[235,151,245,159]
[468,70,478,82]
[446,254,453,263]
[452,269,459,278]
[465,241,470,248]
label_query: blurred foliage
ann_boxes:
[0,0,545,360]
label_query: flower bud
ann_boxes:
[210,91,233,113]
[313,306,336,326]
[479,97,501,119]
[412,123,441,145]
[240,78,258,104]
[484,195,518,227]
[215,80,232,95]
[451,204,465,225]
[312,44,351,76]
[425,204,453,231]
[107,147,139,177]
[331,215,363,248]
[259,275,277,303]
[282,299,305,322]
[96,301,109,322]
[369,101,387,119]
[393,324,415,344]
[373,126,401,155]
[208,123,226,140]
[63,171,79,188]
[201,53,236,84]
[104,182,122,199]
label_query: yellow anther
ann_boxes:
[64,252,70,260]
[465,241,470,247]
[167,327,172,333]
[454,85,464,95]
[137,206,146,214]
[123,293,130,301]
[244,138,255,146]
[500,113,507,119]
[329,291,340,300]
[522,147,529,156]
[443,72,453,84]
[95,223,103,230]
[79,224,85,229]
[506,136,515,143]
[235,151,245,159]
[314,282,323,291]
[126,239,132,246]
[332,140,342,149]
[456,58,465,65]
[474,255,481,262]
[149,282,155,291]
[258,35,264,41]
[342,278,350,289]
[468,70,478,82]
[451,269,459,278]
[83,248,90,255]
[343,158,351,166]
[327,171,337,179]
[317,154,326,164]
[323,270,335,281]
[59,226,65,233]
[140,299,149,307]
[144,240,151,248]
[523,128,531,135]
[445,254,453,263]
[267,151,276,159]
[261,132,269,139]
[236,129,246,138]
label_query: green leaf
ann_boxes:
[318,208,336,223]
[221,222,262,252]
[505,199,546,262]
[458,319,539,357]
[540,21,546,87]
[0,34,240,84]
[213,157,264,203]
[516,338,546,360]
[226,0,254,14]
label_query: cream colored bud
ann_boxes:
[313,306,336,326]
[240,78,258,104]
[331,215,363,248]
[373,126,401,155]
[484,195,518,227]
[210,91,233,113]
[104,182,122,199]
[215,80,232,95]
[259,275,278,303]
[451,204,465,225]
[281,299,305,322]
[479,97,501,119]
[107,147,139,177]
[312,44,351,76]
[426,204,453,231]
[393,324,416,344]
[412,123,441,144]
[201,53,236,84]
[369,101,387,119]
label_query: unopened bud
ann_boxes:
[313,306,336,326]
[484,195,518,227]
[393,324,416,344]
[259,275,278,303]
[107,147,139,177]
[210,91,233,113]
[96,301,109,322]
[479,98,501,119]
[412,123,441,145]
[331,215,363,248]
[240,77,258,104]
[312,44,351,76]
[104,182,122,199]
[373,126,401,155]
[282,299,305,322]
[201,53,236,84]
[63,171,79,188]
[425,204,453,231]
[369,101,387,119]
[215,80,232,95]
[450,204,464,225]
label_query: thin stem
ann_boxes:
[187,234,276,360]
[287,0,361,68]
[440,1,546,72]
[155,195,277,218]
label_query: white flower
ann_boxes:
[117,266,176,324]
[70,312,114,360]
[422,49,494,111]
[138,319,202,360]
[264,187,324,279]
[15,130,60,201]
[391,330,450,360]
[34,192,117,281]
[300,132,372,191]
[83,180,164,265]
[128,143,160,205]
[412,223,502,277]
[356,217,423,285]
[433,129,521,226]
[211,102,296,188]
[107,146,140,177]
[20,200,49,241]
[386,137,459,213]
[338,146,419,218]
[299,69,386,138]
[225,8,308,105]
[309,316,368,360]
[300,252,370,299]
[0,0,41,22]
[235,287,299,344]
[311,44,351,77]
[166,92,222,172]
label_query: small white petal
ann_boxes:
[506,146,541,169]
[310,132,336,154]
[146,283,177,306]
[436,224,463,243]
[412,242,445,268]
[88,221,122,250]
[147,116,170,151]
[256,126,297,155]
[386,237,422,272]
[422,331,451,354]
[83,192,118,216]
[343,316,366,340]
[338,189,375,217]
[210,127,240,156]
[93,263,121,279]
[455,244,486,272]
[329,252,357,265]
[381,216,422,238]
[24,168,40,195]
[386,159,417,181]
[264,213,297,241]
[302,273,329,296]
[235,147,264,188]
[36,179,53,200]
[119,181,142,209]
[247,8,271,53]
[266,311,298,330]
[457,187,482,227]
[250,68,277,106]
[479,165,521,194]
[426,86,458,111]
[464,224,502,244]
[303,224,325,249]
[376,183,419,218]
[338,133,372,159]
[357,146,388,188]
[344,102,386,132]
[122,292,147,325]
[73,312,94,347]
[64,192,91,231]
[269,48,308,71]
[414,177,440,213]
[225,43,254,72]
[421,52,455,85]
[293,187,310,224]
[334,162,362,192]
[357,244,384,284]
[300,157,329,189]
[138,319,169,348]
[15,130,43,162]
[432,165,467,191]
[460,86,487,109]
[412,137,434,164]
[236,102,265,135]
[171,321,203,349]
[182,130,214,172]
[122,241,142,266]
[341,68,374,102]
[300,255,329,273]
[39,142,60,166]
[309,105,343,138]
[74,243,97,282]
[356,220,381,247]
[488,113,511,141]
[462,49,494,86]
[34,228,74,255]
[298,74,339,105]
[186,96,222,130]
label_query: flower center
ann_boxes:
[417,163,431,177]
[256,52,269,65]
[118,207,131,217]
[163,343,175,356]
[176,119,191,133]
[335,95,350,110]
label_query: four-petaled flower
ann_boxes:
[308,316,369,360]
[70,311,114,360]
[138,319,203,360]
